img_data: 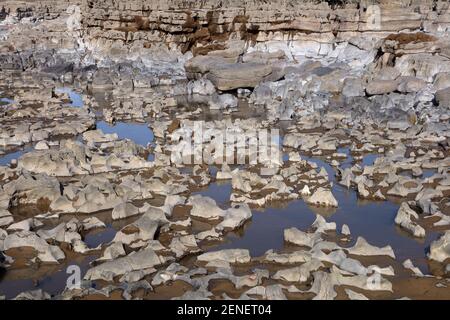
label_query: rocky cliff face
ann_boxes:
[1,0,450,85]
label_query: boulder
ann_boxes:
[185,55,237,75]
[346,237,395,258]
[84,248,164,281]
[428,231,450,263]
[14,289,51,300]
[34,141,49,150]
[206,63,274,91]
[0,209,13,227]
[433,72,450,91]
[366,80,398,95]
[311,215,336,233]
[435,87,450,108]
[187,78,216,96]
[96,242,125,263]
[284,228,321,248]
[397,77,426,93]
[341,224,351,236]
[395,202,425,238]
[3,231,65,263]
[113,209,166,246]
[208,93,238,110]
[112,202,140,220]
[305,188,338,207]
[188,195,225,220]
[216,204,252,231]
[342,78,365,97]
[273,259,324,282]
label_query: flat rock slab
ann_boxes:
[436,87,450,108]
[84,248,164,281]
[207,63,273,91]
[197,249,251,264]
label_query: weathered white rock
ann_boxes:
[208,93,238,110]
[312,215,336,233]
[0,209,13,227]
[344,289,369,300]
[34,141,49,150]
[216,204,252,231]
[273,259,324,283]
[341,224,351,236]
[84,248,164,281]
[96,242,126,262]
[7,218,43,232]
[14,289,51,300]
[3,231,65,263]
[284,228,321,248]
[82,217,106,231]
[113,208,166,246]
[428,231,450,263]
[187,78,216,96]
[366,80,398,95]
[346,237,395,259]
[300,185,311,196]
[395,202,426,238]
[305,188,338,207]
[197,249,251,264]
[402,259,424,277]
[169,235,200,258]
[112,202,140,220]
[188,195,225,220]
[263,249,312,264]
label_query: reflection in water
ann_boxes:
[0,147,32,166]
[195,181,232,208]
[96,121,154,147]
[84,226,117,248]
[362,153,379,167]
[55,87,84,108]
[208,152,440,274]
[0,97,14,105]
[0,254,97,299]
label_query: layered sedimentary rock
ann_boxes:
[2,0,450,85]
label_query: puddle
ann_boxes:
[0,254,97,299]
[211,152,441,274]
[0,147,32,166]
[55,87,83,108]
[399,169,437,179]
[215,200,317,256]
[84,226,117,248]
[96,121,154,147]
[0,97,14,105]
[195,181,232,208]
[362,153,379,167]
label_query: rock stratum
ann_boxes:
[2,0,450,86]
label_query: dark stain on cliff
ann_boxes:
[134,16,150,31]
[16,7,33,21]
[385,32,437,45]
[0,7,9,21]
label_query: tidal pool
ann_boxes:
[0,254,98,299]
[55,87,84,108]
[209,153,441,274]
[96,121,154,147]
[0,147,32,166]
[0,97,14,105]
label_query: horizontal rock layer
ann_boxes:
[1,0,450,66]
